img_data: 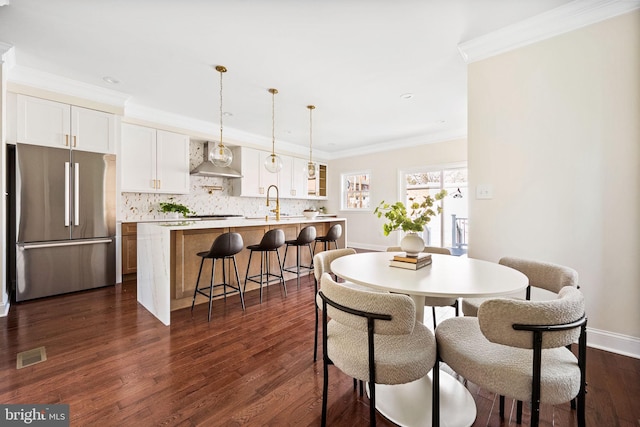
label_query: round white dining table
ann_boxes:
[330,252,529,427]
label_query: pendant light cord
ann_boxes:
[219,68,223,145]
[308,105,315,163]
[270,88,278,156]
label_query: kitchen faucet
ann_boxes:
[266,185,280,221]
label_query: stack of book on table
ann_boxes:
[389,253,432,270]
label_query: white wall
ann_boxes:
[468,11,640,357]
[328,138,467,251]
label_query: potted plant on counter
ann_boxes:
[374,191,447,256]
[159,199,194,219]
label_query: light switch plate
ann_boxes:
[476,184,493,199]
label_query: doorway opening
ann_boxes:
[400,165,468,256]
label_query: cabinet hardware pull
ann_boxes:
[73,135,77,147]
[65,134,69,146]
[157,180,161,189]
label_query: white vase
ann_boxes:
[166,212,180,220]
[400,232,425,257]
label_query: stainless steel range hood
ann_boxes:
[190,142,242,178]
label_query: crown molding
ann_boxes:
[0,41,14,67]
[7,65,130,107]
[328,128,467,160]
[124,103,328,159]
[458,0,640,63]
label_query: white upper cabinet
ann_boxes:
[17,94,116,154]
[155,129,190,194]
[281,156,308,199]
[231,147,281,197]
[231,146,322,200]
[121,123,189,194]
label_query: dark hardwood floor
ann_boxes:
[1,274,639,426]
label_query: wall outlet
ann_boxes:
[476,184,493,199]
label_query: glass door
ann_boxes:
[401,165,468,254]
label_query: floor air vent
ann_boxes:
[16,346,47,369]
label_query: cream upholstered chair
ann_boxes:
[461,256,578,317]
[313,248,366,361]
[387,246,458,328]
[435,286,587,427]
[318,273,438,427]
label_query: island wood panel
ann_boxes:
[172,228,227,304]
[169,220,345,311]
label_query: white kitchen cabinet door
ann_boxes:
[17,95,71,148]
[291,157,309,199]
[17,94,116,153]
[121,124,190,194]
[121,123,157,192]
[71,106,116,154]
[280,156,308,199]
[236,147,262,197]
[155,130,190,194]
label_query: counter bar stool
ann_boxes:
[314,224,342,253]
[191,232,245,322]
[283,225,316,288]
[244,229,286,303]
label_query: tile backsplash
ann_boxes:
[120,141,322,221]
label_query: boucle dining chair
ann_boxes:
[435,286,587,427]
[387,246,458,328]
[461,256,579,317]
[313,248,357,361]
[318,273,438,427]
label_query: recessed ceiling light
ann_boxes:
[102,76,120,84]
[400,93,414,100]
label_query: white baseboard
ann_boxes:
[587,327,640,360]
[0,301,9,317]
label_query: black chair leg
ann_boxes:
[432,307,437,329]
[499,395,505,418]
[314,277,319,362]
[433,358,440,427]
[208,260,215,322]
[275,249,287,297]
[321,355,329,427]
[517,400,523,424]
[232,257,245,311]
[191,258,206,312]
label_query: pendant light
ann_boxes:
[209,65,233,167]
[306,105,317,179]
[264,88,283,173]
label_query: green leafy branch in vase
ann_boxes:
[374,190,447,236]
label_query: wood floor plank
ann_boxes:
[1,269,638,426]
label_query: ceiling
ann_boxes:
[0,0,574,159]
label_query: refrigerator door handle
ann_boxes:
[19,238,113,250]
[64,162,70,226]
[74,162,80,226]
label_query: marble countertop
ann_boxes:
[121,213,338,224]
[139,216,346,231]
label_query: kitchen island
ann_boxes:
[137,217,346,325]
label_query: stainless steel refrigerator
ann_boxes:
[15,143,116,301]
